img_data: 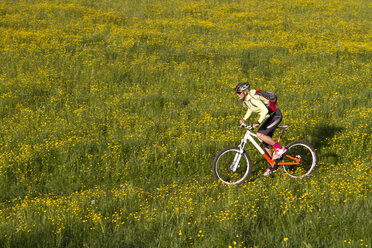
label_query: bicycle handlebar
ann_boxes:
[239,123,253,130]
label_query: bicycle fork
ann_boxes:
[230,139,247,172]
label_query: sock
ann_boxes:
[273,142,283,150]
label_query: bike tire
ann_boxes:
[212,146,252,185]
[281,141,317,178]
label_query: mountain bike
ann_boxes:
[212,123,317,185]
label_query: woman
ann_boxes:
[234,82,287,176]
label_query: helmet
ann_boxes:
[234,82,250,92]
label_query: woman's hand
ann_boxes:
[252,123,260,129]
[239,119,245,125]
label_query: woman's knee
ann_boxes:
[256,132,264,139]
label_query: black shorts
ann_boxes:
[257,108,282,144]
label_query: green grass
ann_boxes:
[0,0,371,247]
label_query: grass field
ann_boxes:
[0,0,371,247]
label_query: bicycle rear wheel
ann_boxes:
[212,146,252,185]
[281,141,317,178]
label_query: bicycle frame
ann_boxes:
[235,124,301,169]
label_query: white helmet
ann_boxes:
[234,82,250,92]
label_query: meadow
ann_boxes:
[0,0,371,247]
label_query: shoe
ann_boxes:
[273,147,287,160]
[263,168,271,176]
[264,167,278,176]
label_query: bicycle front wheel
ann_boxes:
[281,141,317,178]
[212,146,252,185]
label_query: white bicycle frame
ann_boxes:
[231,123,282,171]
[231,123,294,172]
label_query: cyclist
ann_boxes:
[234,82,286,176]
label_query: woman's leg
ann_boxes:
[257,108,284,158]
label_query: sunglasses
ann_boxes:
[236,92,243,95]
